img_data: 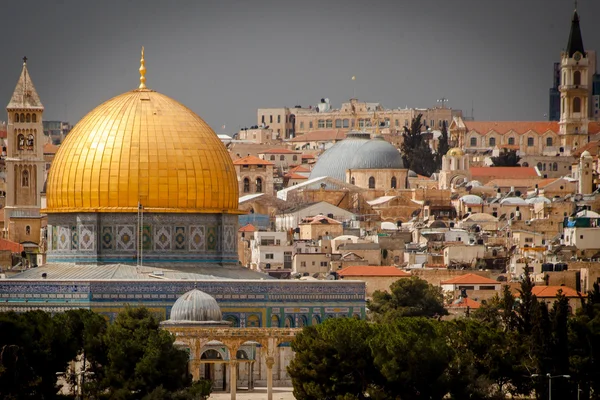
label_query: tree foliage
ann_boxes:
[491,149,521,167]
[435,120,450,170]
[401,114,438,177]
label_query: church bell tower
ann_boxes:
[5,57,45,248]
[558,7,594,153]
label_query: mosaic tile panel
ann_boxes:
[174,226,186,250]
[79,225,95,252]
[57,226,71,251]
[51,226,57,250]
[223,225,235,253]
[101,226,114,250]
[154,226,172,251]
[116,225,135,251]
[142,225,152,251]
[189,226,205,251]
[71,226,78,250]
[206,226,217,251]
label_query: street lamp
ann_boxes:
[531,373,571,400]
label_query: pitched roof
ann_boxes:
[0,238,25,253]
[338,265,411,277]
[284,172,309,180]
[238,223,257,232]
[532,285,580,298]
[301,154,315,159]
[7,61,44,110]
[300,215,341,225]
[486,178,542,189]
[261,148,300,154]
[290,165,311,173]
[440,273,499,285]
[289,129,348,142]
[465,121,559,135]
[43,143,59,154]
[448,297,481,309]
[571,140,600,157]
[232,155,274,165]
[566,10,585,57]
[470,167,539,179]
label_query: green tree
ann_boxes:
[288,318,380,400]
[401,114,437,176]
[434,120,450,170]
[368,276,448,321]
[491,149,521,167]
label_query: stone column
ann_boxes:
[189,360,201,381]
[266,356,275,400]
[230,361,237,400]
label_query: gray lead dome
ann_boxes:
[309,133,404,182]
[169,289,222,322]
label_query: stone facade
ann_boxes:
[47,212,239,265]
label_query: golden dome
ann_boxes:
[446,147,465,157]
[46,89,239,213]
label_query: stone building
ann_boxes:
[233,155,274,196]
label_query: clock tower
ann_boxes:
[558,8,595,153]
[5,57,45,254]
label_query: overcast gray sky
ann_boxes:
[1,0,599,133]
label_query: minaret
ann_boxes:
[559,7,592,153]
[5,57,45,247]
[578,150,594,194]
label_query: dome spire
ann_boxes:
[139,46,147,89]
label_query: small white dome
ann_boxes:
[459,194,484,204]
[581,150,592,158]
[169,289,222,322]
[468,180,483,187]
[500,197,528,206]
[526,196,551,204]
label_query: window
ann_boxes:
[573,97,581,113]
[342,119,349,128]
[255,178,263,192]
[395,119,399,126]
[25,113,31,123]
[368,176,375,188]
[391,176,397,189]
[479,286,496,290]
[546,137,553,146]
[489,137,496,146]
[261,115,265,123]
[309,121,313,129]
[17,134,25,150]
[14,113,19,122]
[22,170,29,187]
[580,235,584,239]
[470,137,477,147]
[351,177,355,185]
[508,137,515,145]
[574,71,581,86]
[20,113,25,122]
[318,119,325,128]
[300,121,304,129]
[301,261,306,267]
[320,261,328,267]
[326,120,333,128]
[265,254,274,259]
[27,134,34,149]
[552,162,558,171]
[277,115,281,123]
[404,119,409,127]
[269,115,273,123]
[243,178,250,193]
[292,155,298,161]
[26,226,31,235]
[270,155,275,161]
[335,119,342,128]
[280,155,284,161]
[527,137,534,146]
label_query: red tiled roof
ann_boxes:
[441,273,499,285]
[448,297,481,309]
[285,172,309,180]
[301,154,315,159]
[571,140,600,157]
[261,148,300,154]
[232,155,274,165]
[338,266,412,277]
[43,143,59,154]
[537,177,559,188]
[470,167,539,179]
[531,286,580,298]
[290,165,310,173]
[0,238,24,253]
[238,224,257,232]
[289,129,348,142]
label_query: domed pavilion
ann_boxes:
[45,48,241,265]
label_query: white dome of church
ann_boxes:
[500,197,528,206]
[310,133,404,181]
[459,194,484,204]
[169,289,222,322]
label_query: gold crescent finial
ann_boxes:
[139,46,147,89]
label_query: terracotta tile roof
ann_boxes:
[261,148,301,154]
[531,285,580,298]
[290,165,311,173]
[0,238,24,253]
[465,121,559,135]
[284,172,309,180]
[486,178,542,188]
[289,129,348,142]
[301,154,315,159]
[448,297,481,309]
[238,223,257,232]
[440,273,499,285]
[571,140,600,157]
[537,177,559,188]
[338,265,412,277]
[43,143,60,154]
[232,155,274,165]
[470,167,539,179]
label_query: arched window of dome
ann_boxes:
[351,177,355,185]
[573,97,581,113]
[368,176,375,189]
[279,155,284,161]
[26,113,31,123]
[14,113,19,123]
[546,137,553,147]
[255,177,263,193]
[469,137,477,147]
[391,176,397,189]
[32,113,37,123]
[284,315,295,328]
[243,178,250,193]
[574,71,581,86]
[22,170,29,187]
[552,162,558,171]
[27,134,34,149]
[17,134,25,150]
[508,137,515,145]
[20,113,25,122]
[247,314,260,327]
[489,137,496,147]
[270,315,280,328]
